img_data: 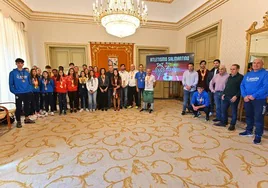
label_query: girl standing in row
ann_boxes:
[86,70,98,112]
[41,71,54,116]
[79,71,88,112]
[67,68,78,113]
[56,70,67,115]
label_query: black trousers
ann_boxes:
[15,92,31,122]
[32,92,40,113]
[189,104,210,118]
[68,91,78,109]
[58,93,67,112]
[53,92,57,111]
[42,92,54,112]
[76,90,80,109]
[40,93,43,111]
[128,86,138,106]
[99,86,108,109]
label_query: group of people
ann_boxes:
[9,58,156,128]
[8,57,267,144]
[182,58,268,144]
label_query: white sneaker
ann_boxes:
[37,113,44,118]
[93,109,95,112]
[86,109,89,112]
[44,112,48,116]
[50,112,54,116]
[29,115,37,121]
[90,109,92,112]
[79,109,84,112]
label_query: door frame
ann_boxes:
[135,45,170,67]
[185,20,222,58]
[45,42,89,66]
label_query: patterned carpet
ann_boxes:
[0,100,267,188]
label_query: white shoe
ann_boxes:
[29,115,37,121]
[86,109,89,112]
[79,109,84,112]
[90,109,93,112]
[44,112,48,116]
[50,112,54,116]
[93,109,95,112]
[37,113,44,118]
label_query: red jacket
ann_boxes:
[55,76,67,93]
[66,76,78,91]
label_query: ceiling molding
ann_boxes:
[145,0,174,4]
[3,0,229,31]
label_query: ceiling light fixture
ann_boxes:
[93,0,148,38]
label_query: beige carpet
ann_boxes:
[0,100,267,188]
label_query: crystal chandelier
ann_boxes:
[92,0,148,38]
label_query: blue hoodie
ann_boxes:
[9,68,32,94]
[40,78,54,93]
[240,68,268,100]
[31,77,41,93]
[191,90,210,107]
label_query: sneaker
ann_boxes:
[212,119,220,122]
[89,109,93,112]
[37,113,44,118]
[16,121,22,128]
[135,106,139,109]
[86,109,89,112]
[127,106,133,109]
[140,108,145,112]
[149,109,153,113]
[93,109,95,112]
[228,125,235,131]
[205,117,209,121]
[253,136,261,144]
[63,111,67,115]
[44,112,48,116]
[239,131,253,137]
[24,118,35,124]
[193,114,198,118]
[181,111,186,115]
[79,109,84,112]
[30,115,37,120]
[213,122,227,127]
[50,112,54,116]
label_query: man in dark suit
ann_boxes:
[206,59,221,115]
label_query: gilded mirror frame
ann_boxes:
[245,12,268,74]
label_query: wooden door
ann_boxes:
[188,29,218,71]
[50,47,86,70]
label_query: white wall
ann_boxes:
[176,0,268,73]
[28,21,179,68]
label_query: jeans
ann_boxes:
[88,91,97,110]
[214,91,223,120]
[43,92,54,112]
[183,90,194,111]
[58,93,67,112]
[15,92,31,122]
[221,96,239,125]
[189,104,209,118]
[244,99,266,137]
[137,88,144,107]
[120,86,128,107]
[80,92,88,109]
[208,91,215,113]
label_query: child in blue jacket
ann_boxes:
[41,71,55,116]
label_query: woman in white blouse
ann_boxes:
[86,70,98,112]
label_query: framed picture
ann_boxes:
[108,57,118,68]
